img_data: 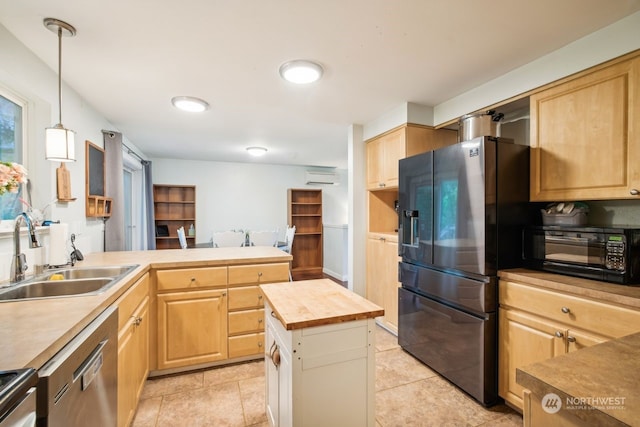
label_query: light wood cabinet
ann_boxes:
[116,273,150,427]
[153,184,196,249]
[366,124,457,190]
[228,263,288,358]
[530,52,640,201]
[366,234,400,333]
[155,266,229,370]
[365,125,456,335]
[287,189,323,280]
[498,277,640,411]
[157,288,228,370]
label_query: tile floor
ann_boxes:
[132,326,523,427]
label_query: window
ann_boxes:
[0,90,26,220]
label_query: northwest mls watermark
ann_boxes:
[542,393,627,414]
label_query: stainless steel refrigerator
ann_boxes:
[397,136,529,406]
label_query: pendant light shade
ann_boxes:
[44,18,76,162]
[45,125,75,161]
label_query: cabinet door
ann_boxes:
[265,321,279,427]
[157,289,228,369]
[530,55,640,201]
[381,129,406,188]
[498,308,566,410]
[382,239,400,330]
[366,237,385,309]
[366,137,384,190]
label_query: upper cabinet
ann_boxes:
[366,124,457,190]
[530,52,640,201]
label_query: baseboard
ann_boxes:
[322,268,347,282]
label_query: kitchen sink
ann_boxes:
[0,264,139,302]
[43,265,138,281]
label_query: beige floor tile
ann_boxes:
[203,360,264,387]
[131,396,162,427]
[475,411,523,427]
[376,376,518,427]
[239,376,268,425]
[140,371,204,399]
[156,381,245,427]
[375,325,400,352]
[376,347,437,391]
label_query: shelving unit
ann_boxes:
[153,184,196,249]
[287,189,323,280]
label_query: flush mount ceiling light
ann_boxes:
[44,18,76,162]
[171,96,209,113]
[246,147,268,157]
[279,60,324,84]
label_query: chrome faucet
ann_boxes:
[10,212,41,283]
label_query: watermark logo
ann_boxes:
[541,393,562,414]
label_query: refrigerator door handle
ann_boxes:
[402,210,419,247]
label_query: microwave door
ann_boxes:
[433,139,488,276]
[399,151,433,266]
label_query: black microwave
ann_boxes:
[523,225,640,285]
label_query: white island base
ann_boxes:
[261,279,382,427]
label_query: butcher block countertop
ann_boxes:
[499,268,640,309]
[517,332,640,426]
[0,247,291,370]
[260,279,384,330]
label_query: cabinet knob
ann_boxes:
[631,189,639,196]
[258,319,263,323]
[271,311,277,318]
[222,292,227,297]
[567,336,576,343]
[258,341,263,347]
[379,237,386,241]
[258,295,263,300]
[258,272,263,277]
[190,277,196,282]
[561,307,571,314]
[378,183,385,188]
[554,331,564,338]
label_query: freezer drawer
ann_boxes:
[399,262,495,315]
[398,288,497,406]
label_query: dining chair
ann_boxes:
[212,230,246,247]
[278,225,296,254]
[278,225,296,281]
[248,230,279,247]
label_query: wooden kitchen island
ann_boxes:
[260,279,384,427]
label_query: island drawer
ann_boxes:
[500,280,640,338]
[156,267,227,291]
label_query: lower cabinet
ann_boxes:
[264,301,376,427]
[498,276,640,411]
[366,234,400,333]
[156,288,228,370]
[116,273,150,427]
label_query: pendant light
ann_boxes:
[44,18,76,162]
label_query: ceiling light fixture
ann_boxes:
[171,96,209,113]
[44,18,76,162]
[279,60,324,84]
[246,147,268,157]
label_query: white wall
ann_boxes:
[152,158,349,276]
[0,23,139,281]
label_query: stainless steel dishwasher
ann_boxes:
[37,306,118,427]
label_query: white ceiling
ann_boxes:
[1,1,639,169]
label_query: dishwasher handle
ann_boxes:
[73,339,107,391]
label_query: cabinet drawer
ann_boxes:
[156,267,227,291]
[228,263,289,285]
[116,273,150,331]
[228,286,264,310]
[228,333,265,358]
[500,280,640,338]
[229,309,265,335]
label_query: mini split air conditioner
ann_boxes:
[305,171,337,185]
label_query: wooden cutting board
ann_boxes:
[56,163,72,200]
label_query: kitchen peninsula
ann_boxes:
[0,246,291,370]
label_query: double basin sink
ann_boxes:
[0,265,139,302]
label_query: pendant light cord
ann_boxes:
[57,26,62,125]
